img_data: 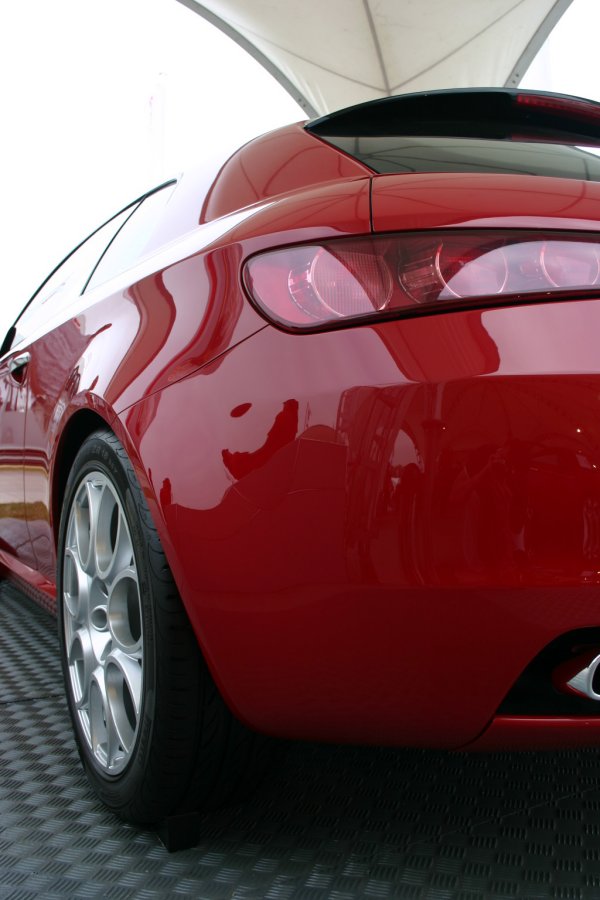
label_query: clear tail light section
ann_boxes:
[243,231,600,332]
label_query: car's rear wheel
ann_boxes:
[57,428,275,825]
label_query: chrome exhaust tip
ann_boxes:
[566,654,600,700]
[554,652,600,701]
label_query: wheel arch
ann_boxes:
[51,403,198,662]
[51,405,173,586]
[51,408,114,547]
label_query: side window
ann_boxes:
[14,205,137,345]
[85,183,176,292]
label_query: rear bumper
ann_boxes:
[466,716,600,751]
[122,296,600,749]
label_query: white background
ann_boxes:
[1,0,599,340]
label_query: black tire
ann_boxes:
[57,428,278,826]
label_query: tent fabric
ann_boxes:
[176,0,573,117]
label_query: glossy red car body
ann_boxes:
[2,89,600,752]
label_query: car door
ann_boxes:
[0,205,138,578]
[23,182,176,582]
[0,338,35,569]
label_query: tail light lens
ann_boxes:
[243,231,600,331]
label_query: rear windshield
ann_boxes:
[312,134,600,181]
[306,89,600,182]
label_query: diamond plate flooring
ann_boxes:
[3,581,600,899]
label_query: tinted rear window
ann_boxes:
[313,135,600,181]
[306,89,600,182]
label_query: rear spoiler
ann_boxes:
[306,88,600,144]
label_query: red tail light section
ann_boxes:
[243,231,600,331]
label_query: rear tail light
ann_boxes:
[243,231,600,331]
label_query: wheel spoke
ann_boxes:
[88,668,109,766]
[73,479,103,575]
[105,649,142,754]
[107,567,142,654]
[105,717,125,770]
[66,627,96,707]
[89,664,128,771]
[95,492,134,584]
[63,547,89,624]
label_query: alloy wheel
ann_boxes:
[62,471,143,775]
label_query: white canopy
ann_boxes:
[176,0,573,117]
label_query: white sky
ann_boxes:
[0,0,303,338]
[0,0,599,341]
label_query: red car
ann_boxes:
[1,88,600,826]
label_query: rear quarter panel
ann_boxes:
[21,176,371,584]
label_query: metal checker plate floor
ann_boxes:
[4,583,600,899]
